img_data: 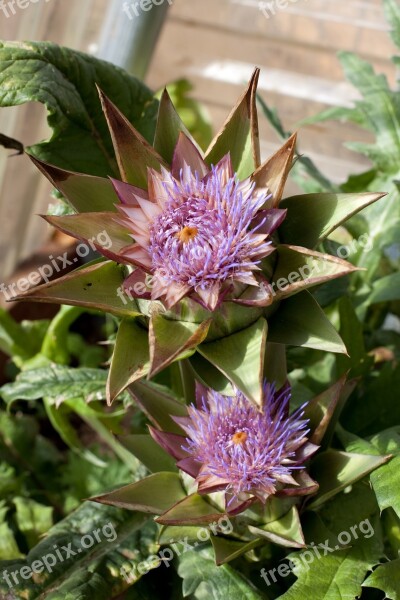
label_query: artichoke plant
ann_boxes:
[16,69,384,408]
[11,67,392,564]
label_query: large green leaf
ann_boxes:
[280,483,383,600]
[267,291,346,354]
[178,546,265,599]
[363,558,400,599]
[0,41,158,175]
[279,193,385,248]
[198,318,267,405]
[0,501,157,600]
[13,261,141,318]
[0,365,108,406]
[278,531,381,600]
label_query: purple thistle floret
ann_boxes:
[149,165,271,301]
[180,384,310,504]
[114,146,284,311]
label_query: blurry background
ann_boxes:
[0,0,396,280]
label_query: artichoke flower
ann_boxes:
[15,68,385,405]
[149,382,317,514]
[92,376,391,563]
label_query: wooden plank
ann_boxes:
[169,0,396,61]
[148,19,396,91]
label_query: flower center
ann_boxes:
[176,226,199,243]
[231,431,248,445]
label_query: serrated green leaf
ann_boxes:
[278,533,381,600]
[0,365,108,406]
[178,546,265,599]
[342,428,400,520]
[0,501,157,600]
[384,0,400,50]
[363,558,400,599]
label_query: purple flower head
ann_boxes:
[147,162,272,309]
[150,382,319,514]
[113,138,284,311]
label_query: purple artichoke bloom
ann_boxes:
[114,139,279,311]
[150,382,319,514]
